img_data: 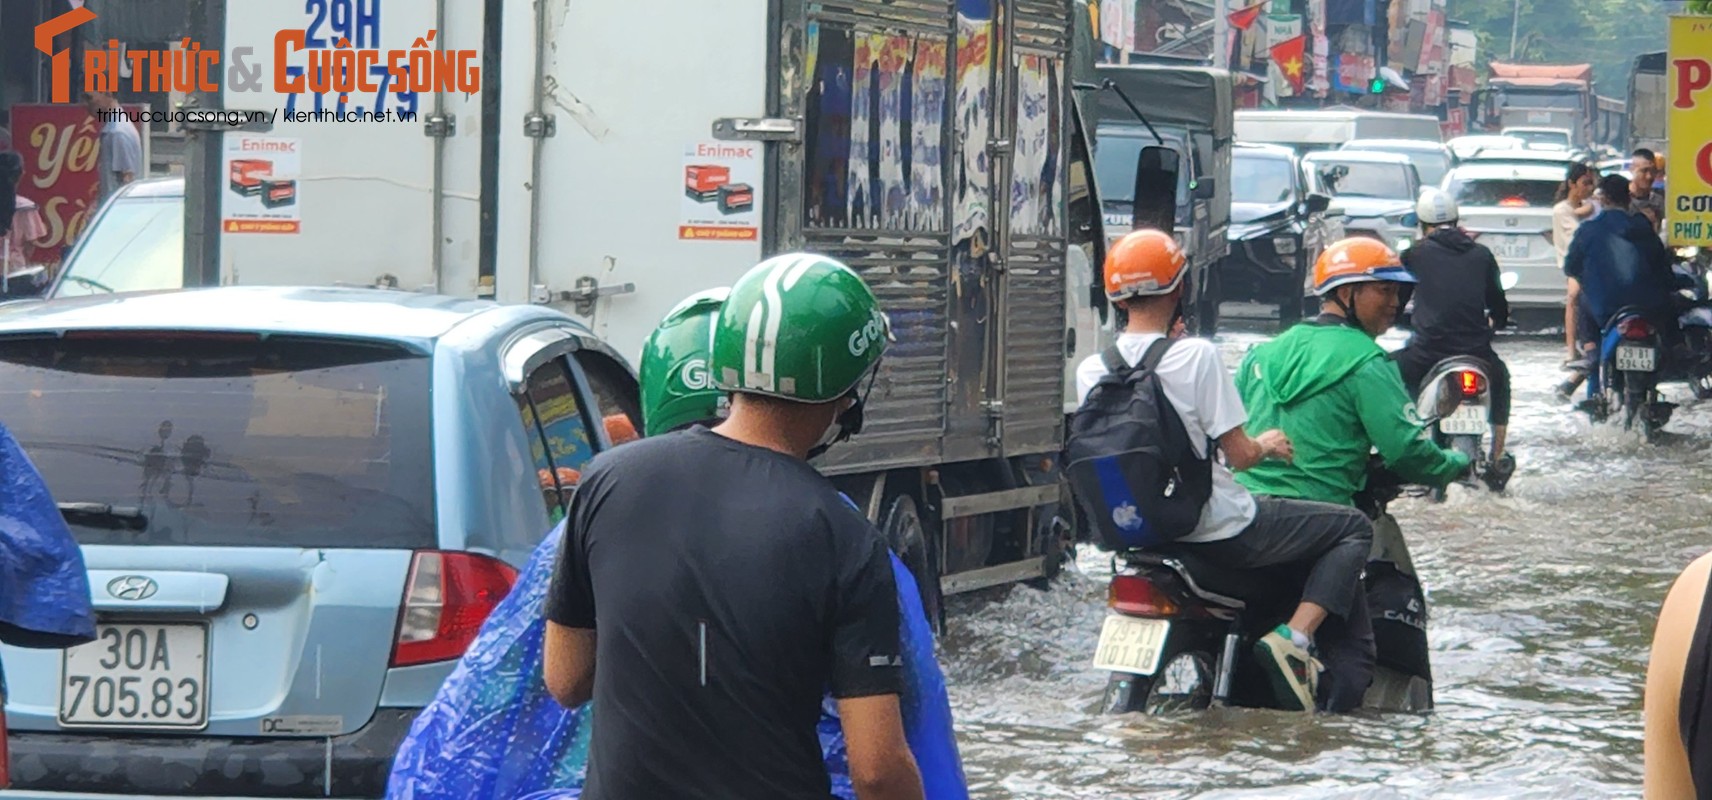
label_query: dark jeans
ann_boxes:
[1180,497,1376,712]
[1394,343,1513,427]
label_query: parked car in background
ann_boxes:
[1302,150,1421,253]
[47,178,185,299]
[1446,134,1525,161]
[1441,160,1570,310]
[1221,143,1340,326]
[1338,138,1458,187]
[0,286,641,797]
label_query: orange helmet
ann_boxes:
[1313,237,1416,296]
[1104,229,1188,301]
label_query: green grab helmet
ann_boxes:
[638,287,729,437]
[710,253,891,403]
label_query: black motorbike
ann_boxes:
[1093,465,1432,715]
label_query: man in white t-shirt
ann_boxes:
[1075,229,1376,713]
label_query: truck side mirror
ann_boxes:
[1304,193,1332,214]
[1191,179,1216,200]
[1132,145,1179,235]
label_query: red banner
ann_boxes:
[8,103,147,266]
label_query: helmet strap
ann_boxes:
[1330,285,1364,331]
[807,365,880,460]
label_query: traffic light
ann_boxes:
[1369,77,1385,94]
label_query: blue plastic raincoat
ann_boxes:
[386,509,967,799]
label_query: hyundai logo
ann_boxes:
[107,575,158,601]
[1505,218,1519,228]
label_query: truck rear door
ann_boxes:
[213,0,485,295]
[491,0,768,363]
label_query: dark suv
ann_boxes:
[1219,143,1338,326]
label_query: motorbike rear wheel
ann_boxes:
[1101,648,1216,715]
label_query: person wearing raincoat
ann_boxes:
[0,420,98,787]
[385,289,967,799]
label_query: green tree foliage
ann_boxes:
[1692,0,1712,14]
[1448,0,1668,91]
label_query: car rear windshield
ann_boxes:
[1447,177,1562,208]
[0,333,435,548]
[1312,161,1412,200]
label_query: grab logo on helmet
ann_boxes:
[680,358,711,392]
[847,309,887,358]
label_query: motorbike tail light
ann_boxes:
[1458,370,1485,398]
[390,551,519,667]
[1109,574,1181,617]
[1618,317,1654,340]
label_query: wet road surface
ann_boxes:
[941,328,1712,799]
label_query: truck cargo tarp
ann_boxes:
[1093,65,1235,141]
[1488,62,1593,83]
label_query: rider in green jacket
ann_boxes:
[1236,238,1471,507]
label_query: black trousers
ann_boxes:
[1180,497,1377,711]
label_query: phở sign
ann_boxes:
[1668,15,1712,247]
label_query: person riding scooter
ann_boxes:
[1392,188,1516,490]
[388,285,967,800]
[1235,237,1472,507]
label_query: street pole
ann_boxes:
[1215,0,1230,69]
[1509,0,1521,60]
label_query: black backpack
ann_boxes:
[1063,337,1214,552]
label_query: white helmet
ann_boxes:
[1416,188,1458,226]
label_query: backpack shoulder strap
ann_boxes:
[1100,344,1129,375]
[1139,336,1178,373]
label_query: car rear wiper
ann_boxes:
[58,502,148,531]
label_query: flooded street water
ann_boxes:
[940,328,1712,799]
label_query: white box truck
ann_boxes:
[55,0,1118,620]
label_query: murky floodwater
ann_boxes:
[941,327,1712,799]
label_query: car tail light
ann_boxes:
[1458,370,1486,398]
[1499,196,1528,207]
[1109,574,1181,617]
[1619,317,1654,340]
[390,551,519,667]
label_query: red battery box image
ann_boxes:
[260,180,298,209]
[685,164,730,202]
[717,183,753,215]
[229,159,272,197]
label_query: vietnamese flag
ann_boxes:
[1270,34,1307,94]
[1227,1,1268,31]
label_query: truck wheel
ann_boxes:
[883,492,944,633]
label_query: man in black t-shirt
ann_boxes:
[543,254,924,800]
